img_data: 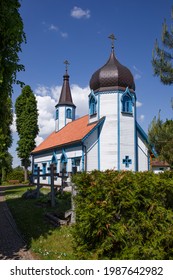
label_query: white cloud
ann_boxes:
[71,84,89,116]
[42,22,68,38]
[36,95,56,136]
[134,73,141,80]
[35,135,44,146]
[71,6,91,19]
[11,113,17,133]
[34,84,89,139]
[136,101,142,107]
[133,65,142,80]
[49,24,59,31]
[139,114,145,121]
[60,32,68,38]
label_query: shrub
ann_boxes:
[6,170,24,183]
[72,170,173,259]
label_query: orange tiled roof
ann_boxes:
[32,115,100,153]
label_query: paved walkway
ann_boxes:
[0,186,34,260]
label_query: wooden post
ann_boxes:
[36,167,40,198]
[50,163,55,207]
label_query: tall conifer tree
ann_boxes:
[15,85,39,181]
[152,7,173,84]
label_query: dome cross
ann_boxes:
[64,60,70,73]
[108,33,116,50]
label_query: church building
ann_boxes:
[31,37,149,185]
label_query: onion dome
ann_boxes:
[90,47,135,92]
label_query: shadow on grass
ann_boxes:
[0,185,72,260]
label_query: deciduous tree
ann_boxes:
[0,0,26,180]
[15,85,39,181]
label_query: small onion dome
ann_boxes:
[90,49,135,92]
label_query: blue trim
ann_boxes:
[82,144,85,171]
[60,149,67,163]
[98,126,100,170]
[134,101,138,171]
[136,121,148,143]
[98,94,101,170]
[117,92,120,170]
[121,87,135,114]
[82,117,105,143]
[94,89,135,96]
[66,108,72,119]
[51,152,58,164]
[89,90,97,116]
[122,155,132,168]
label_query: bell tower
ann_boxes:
[55,60,76,132]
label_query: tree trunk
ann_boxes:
[24,165,28,181]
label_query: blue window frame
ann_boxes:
[122,95,132,114]
[42,163,47,179]
[66,108,72,119]
[56,109,59,119]
[90,97,96,115]
[34,164,38,175]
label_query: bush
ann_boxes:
[72,170,173,259]
[6,170,24,183]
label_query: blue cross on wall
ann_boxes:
[122,155,132,168]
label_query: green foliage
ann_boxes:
[72,170,173,259]
[6,169,25,183]
[152,7,173,85]
[15,85,39,180]
[0,0,26,91]
[0,0,25,179]
[148,112,173,168]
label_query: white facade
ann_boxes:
[32,48,149,183]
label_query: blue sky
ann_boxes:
[10,0,173,167]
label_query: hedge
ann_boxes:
[72,170,173,260]
[6,170,25,183]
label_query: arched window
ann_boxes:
[89,90,97,116]
[122,95,132,113]
[90,97,96,115]
[121,88,134,114]
[56,109,59,119]
[60,150,67,174]
[51,153,58,173]
[66,108,72,119]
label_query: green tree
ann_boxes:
[152,7,173,84]
[0,0,26,180]
[1,152,13,182]
[15,85,39,181]
[148,112,173,168]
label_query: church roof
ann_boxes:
[56,67,76,108]
[32,115,104,154]
[90,47,135,92]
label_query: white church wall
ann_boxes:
[137,133,149,171]
[119,113,135,171]
[99,93,118,170]
[32,145,83,186]
[58,107,66,130]
[85,129,98,171]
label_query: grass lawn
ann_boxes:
[4,185,76,260]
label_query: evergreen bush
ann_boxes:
[6,170,25,183]
[72,170,173,259]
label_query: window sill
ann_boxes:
[121,111,133,116]
[90,113,97,118]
